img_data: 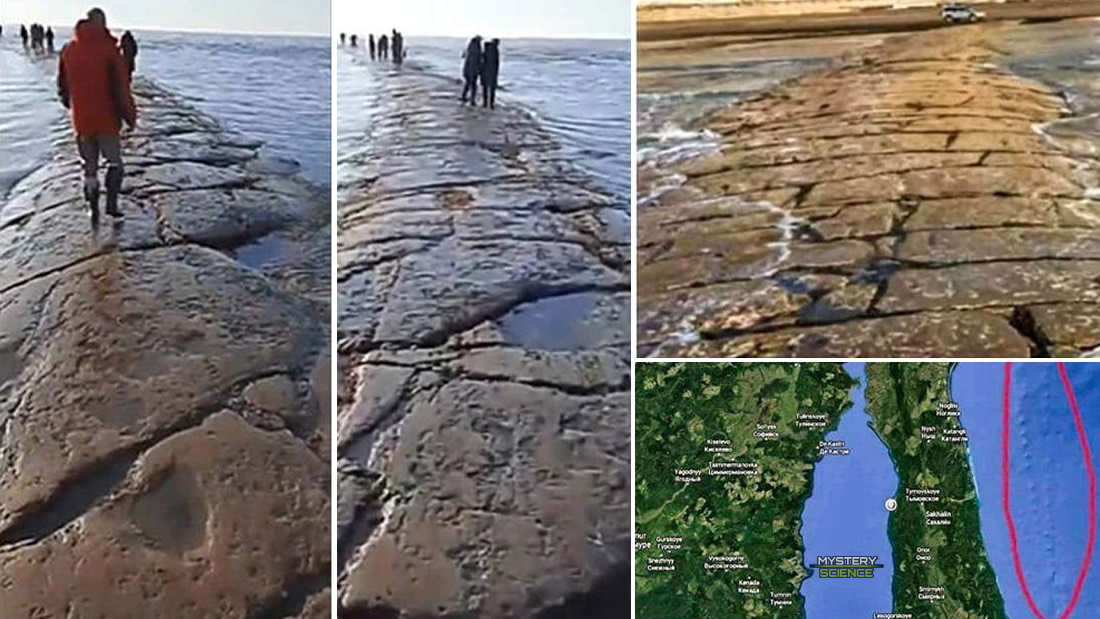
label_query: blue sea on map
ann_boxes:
[955,363,1100,618]
[801,362,898,617]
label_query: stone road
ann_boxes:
[0,79,330,618]
[640,25,1100,357]
[337,59,631,617]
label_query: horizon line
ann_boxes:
[0,23,627,39]
[335,31,628,40]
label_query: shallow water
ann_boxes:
[337,36,630,202]
[497,291,628,351]
[0,28,330,197]
[0,38,66,198]
[636,47,831,209]
[1000,20,1100,157]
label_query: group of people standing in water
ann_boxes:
[341,30,404,65]
[338,29,503,109]
[17,23,56,54]
[462,36,501,109]
[339,30,502,110]
[9,20,137,76]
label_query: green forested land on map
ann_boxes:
[635,362,856,619]
[865,363,1007,619]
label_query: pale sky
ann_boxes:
[333,0,630,40]
[2,0,329,36]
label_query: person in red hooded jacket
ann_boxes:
[57,8,137,221]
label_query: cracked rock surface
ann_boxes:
[337,62,630,617]
[0,79,330,617]
[639,25,1100,358]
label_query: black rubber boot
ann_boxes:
[83,178,100,224]
[105,166,123,218]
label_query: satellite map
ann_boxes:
[635,362,1099,618]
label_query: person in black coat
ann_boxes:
[461,36,482,105]
[480,38,500,109]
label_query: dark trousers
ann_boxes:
[462,74,479,104]
[481,79,497,109]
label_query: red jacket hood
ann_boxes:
[73,21,117,47]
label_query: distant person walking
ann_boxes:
[340,32,346,46]
[481,38,500,109]
[461,36,482,105]
[120,30,137,77]
[57,8,137,222]
[392,29,403,65]
[350,34,358,48]
[46,27,55,53]
[369,34,376,60]
[379,34,388,61]
[20,25,28,48]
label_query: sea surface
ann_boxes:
[636,44,836,208]
[0,27,330,199]
[954,362,1100,618]
[999,19,1100,160]
[800,362,897,617]
[337,36,630,202]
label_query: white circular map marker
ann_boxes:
[885,498,898,512]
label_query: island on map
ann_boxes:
[635,362,855,618]
[865,363,1006,618]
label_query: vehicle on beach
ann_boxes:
[940,3,986,23]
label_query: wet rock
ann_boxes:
[340,381,629,617]
[669,310,1030,358]
[0,77,329,614]
[337,63,629,616]
[1027,304,1100,354]
[0,412,328,619]
[639,25,1100,357]
[898,228,1100,264]
[0,245,321,540]
[879,260,1100,312]
[905,196,1060,230]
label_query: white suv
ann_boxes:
[941,3,986,23]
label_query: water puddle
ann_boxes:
[497,291,627,351]
[234,234,295,270]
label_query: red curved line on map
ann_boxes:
[1002,362,1097,619]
